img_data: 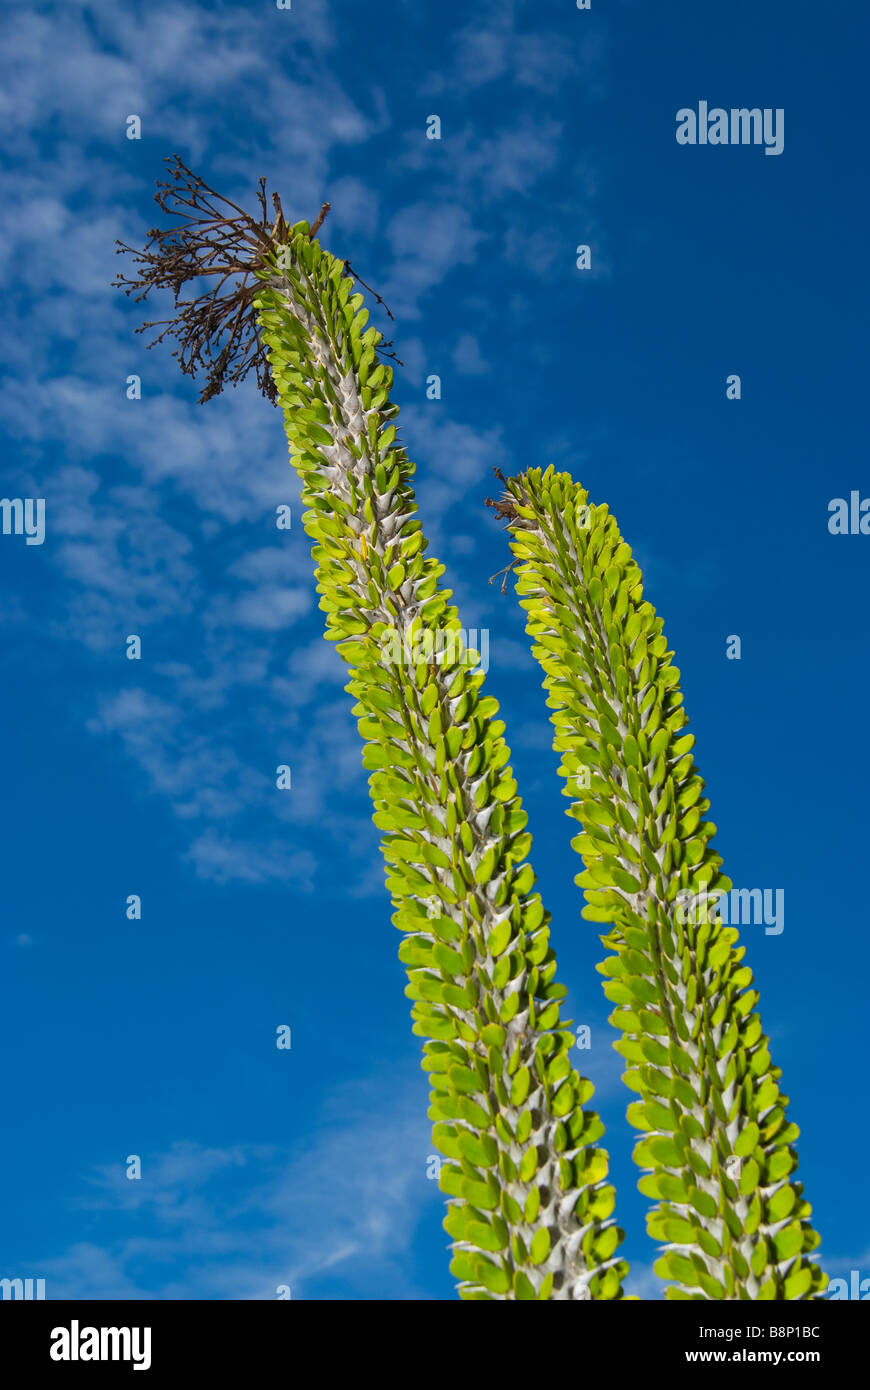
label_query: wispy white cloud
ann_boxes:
[41,1073,435,1299]
[382,202,488,320]
[185,831,317,887]
[623,1260,665,1300]
[452,333,491,376]
[0,0,608,894]
[819,1246,870,1278]
[400,406,507,543]
[426,0,608,99]
[324,175,381,240]
[395,115,565,203]
[0,1,341,157]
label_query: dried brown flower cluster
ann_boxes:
[113,154,329,404]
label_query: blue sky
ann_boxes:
[1,0,867,1300]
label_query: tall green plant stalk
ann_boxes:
[115,161,627,1301]
[490,465,827,1300]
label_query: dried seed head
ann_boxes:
[112,154,330,405]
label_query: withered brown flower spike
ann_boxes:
[112,154,331,405]
[113,156,402,402]
[485,467,520,592]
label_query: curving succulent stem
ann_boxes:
[493,465,827,1301]
[245,232,631,1299]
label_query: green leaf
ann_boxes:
[783,1265,812,1300]
[734,1122,760,1157]
[654,1253,697,1286]
[467,1220,508,1254]
[510,1068,531,1106]
[767,1185,797,1222]
[529,1228,550,1265]
[773,1223,804,1262]
[475,847,499,885]
[474,1257,511,1294]
[488,919,512,957]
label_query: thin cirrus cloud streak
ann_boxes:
[42,1075,433,1300]
[426,0,608,98]
[395,115,566,201]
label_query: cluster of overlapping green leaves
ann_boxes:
[499,467,826,1301]
[119,157,828,1301]
[251,227,628,1300]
